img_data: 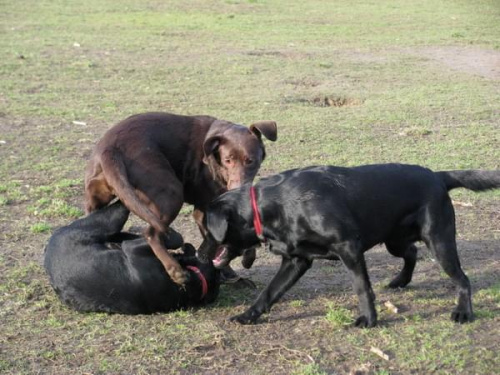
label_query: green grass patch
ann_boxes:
[28,198,82,219]
[324,302,353,327]
[30,222,52,233]
[476,282,500,305]
[292,363,328,375]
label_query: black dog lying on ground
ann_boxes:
[44,201,220,314]
[199,163,500,327]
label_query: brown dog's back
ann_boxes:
[84,113,215,217]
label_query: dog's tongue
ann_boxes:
[213,247,228,269]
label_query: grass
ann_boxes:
[324,302,353,327]
[1,0,499,374]
[30,222,52,233]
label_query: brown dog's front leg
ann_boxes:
[193,208,207,237]
[146,226,188,285]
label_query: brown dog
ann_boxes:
[84,112,277,285]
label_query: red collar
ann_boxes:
[250,186,264,241]
[186,265,208,299]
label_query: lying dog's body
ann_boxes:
[44,202,219,314]
[84,112,277,285]
[201,163,500,326]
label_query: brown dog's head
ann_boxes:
[203,120,277,190]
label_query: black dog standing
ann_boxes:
[200,164,500,327]
[45,202,219,314]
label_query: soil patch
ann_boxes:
[413,46,500,80]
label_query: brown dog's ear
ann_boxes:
[249,121,277,142]
[203,136,221,164]
[205,204,228,244]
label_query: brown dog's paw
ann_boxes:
[168,267,189,286]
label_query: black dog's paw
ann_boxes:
[354,315,377,328]
[226,277,257,290]
[451,310,473,324]
[387,277,410,289]
[219,267,256,289]
[229,311,260,325]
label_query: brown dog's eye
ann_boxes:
[224,159,232,165]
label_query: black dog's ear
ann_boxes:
[250,121,277,142]
[202,136,221,164]
[206,204,229,243]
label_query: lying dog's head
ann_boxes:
[176,244,221,304]
[203,120,277,190]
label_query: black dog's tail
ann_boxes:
[437,170,500,192]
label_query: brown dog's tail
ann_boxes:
[99,149,166,233]
[438,170,500,192]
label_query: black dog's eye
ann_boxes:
[245,159,254,165]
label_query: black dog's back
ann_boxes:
[261,164,445,248]
[44,202,219,314]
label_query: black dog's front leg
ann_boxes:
[230,256,312,324]
[341,252,377,328]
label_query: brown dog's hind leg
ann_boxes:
[131,156,189,286]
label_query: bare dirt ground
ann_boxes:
[413,46,500,80]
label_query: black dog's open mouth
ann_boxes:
[213,246,230,269]
[213,246,256,270]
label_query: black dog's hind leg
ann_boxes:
[230,256,312,324]
[385,242,418,288]
[72,201,130,240]
[422,200,473,323]
[426,236,472,323]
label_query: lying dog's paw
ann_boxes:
[354,315,377,328]
[229,310,260,325]
[451,310,473,324]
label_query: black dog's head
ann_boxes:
[201,187,261,267]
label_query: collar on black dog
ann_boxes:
[186,266,208,300]
[250,186,265,242]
